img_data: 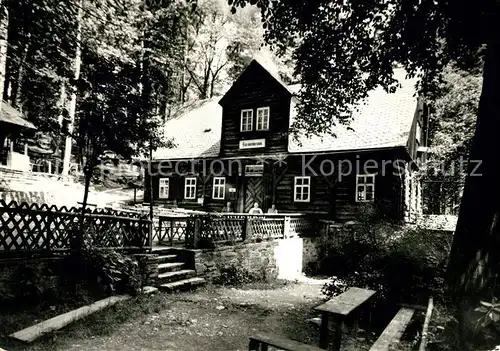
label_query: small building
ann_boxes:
[0,101,35,171]
[145,60,428,222]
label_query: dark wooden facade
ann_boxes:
[146,60,427,222]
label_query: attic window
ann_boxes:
[203,128,211,133]
[241,109,253,132]
[256,107,270,131]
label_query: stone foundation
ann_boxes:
[192,237,321,282]
[134,253,159,286]
[0,252,157,301]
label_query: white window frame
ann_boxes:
[240,109,253,132]
[356,174,376,202]
[184,177,197,199]
[212,177,226,200]
[294,176,310,202]
[256,107,270,131]
[159,178,169,199]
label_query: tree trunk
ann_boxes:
[11,40,29,110]
[446,20,500,302]
[0,1,8,103]
[61,0,83,176]
[76,157,94,251]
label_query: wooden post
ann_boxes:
[242,216,248,241]
[169,219,174,246]
[283,215,291,239]
[319,312,329,349]
[157,217,163,244]
[331,317,344,351]
[148,220,153,249]
[193,216,201,248]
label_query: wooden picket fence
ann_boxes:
[0,200,152,254]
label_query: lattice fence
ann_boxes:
[201,215,246,243]
[289,217,315,237]
[186,214,318,248]
[248,217,285,240]
[0,200,151,253]
[155,216,190,245]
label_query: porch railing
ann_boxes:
[152,213,319,248]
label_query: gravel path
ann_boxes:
[5,278,372,351]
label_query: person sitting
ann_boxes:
[267,204,278,214]
[248,202,263,215]
[222,201,232,213]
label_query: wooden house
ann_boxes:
[145,60,428,222]
[0,101,35,171]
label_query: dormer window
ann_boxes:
[256,107,270,131]
[241,109,253,132]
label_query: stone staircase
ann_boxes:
[153,247,205,291]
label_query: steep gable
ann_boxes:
[218,59,292,107]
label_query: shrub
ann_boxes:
[77,248,143,296]
[214,265,256,286]
[320,208,452,305]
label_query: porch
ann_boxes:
[150,212,320,249]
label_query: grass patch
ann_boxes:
[0,292,171,350]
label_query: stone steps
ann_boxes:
[159,277,205,292]
[157,254,177,263]
[158,269,197,284]
[158,262,184,273]
[151,246,205,292]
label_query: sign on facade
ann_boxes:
[239,139,266,149]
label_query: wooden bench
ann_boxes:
[369,307,415,351]
[314,287,376,350]
[249,333,324,351]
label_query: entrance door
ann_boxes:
[244,177,265,213]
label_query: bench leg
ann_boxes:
[331,317,344,351]
[319,312,329,349]
[248,339,268,351]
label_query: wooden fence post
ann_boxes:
[242,216,248,241]
[193,216,201,248]
[148,220,153,249]
[283,216,291,239]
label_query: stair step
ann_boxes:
[157,269,196,283]
[159,277,205,292]
[158,262,184,273]
[157,254,178,263]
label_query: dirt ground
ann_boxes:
[1,278,374,351]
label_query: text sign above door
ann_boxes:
[239,139,265,149]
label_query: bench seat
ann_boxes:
[369,307,415,351]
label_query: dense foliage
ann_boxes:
[319,208,452,305]
[421,66,481,214]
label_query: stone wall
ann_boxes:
[134,253,159,286]
[193,237,321,282]
[0,256,67,301]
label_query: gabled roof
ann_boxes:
[219,59,293,106]
[153,66,419,161]
[0,101,35,129]
[152,98,222,160]
[288,68,418,153]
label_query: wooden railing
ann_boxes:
[177,213,318,248]
[0,200,152,254]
